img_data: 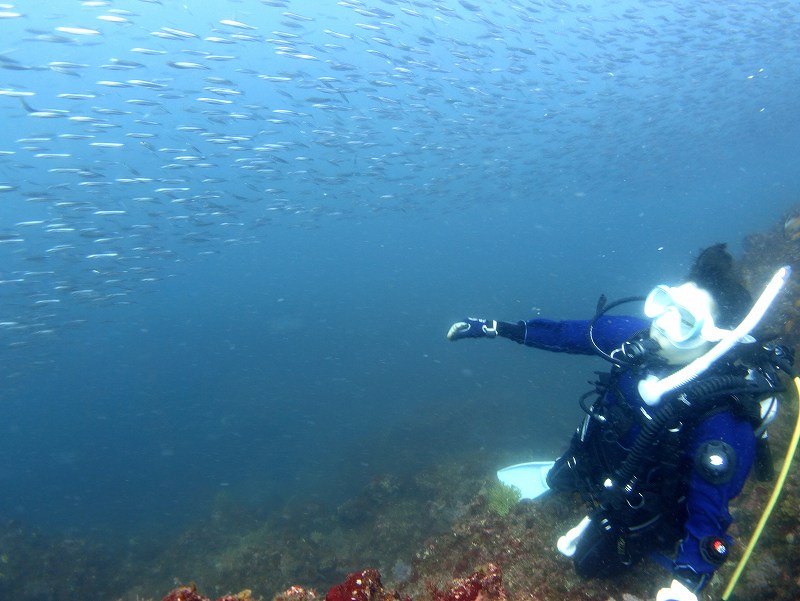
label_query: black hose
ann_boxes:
[588,295,645,367]
[605,374,752,506]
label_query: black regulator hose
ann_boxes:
[588,294,645,367]
[604,374,752,507]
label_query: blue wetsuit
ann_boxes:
[498,315,758,588]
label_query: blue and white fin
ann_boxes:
[496,461,556,500]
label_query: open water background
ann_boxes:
[0,0,798,544]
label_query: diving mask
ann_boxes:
[644,283,729,350]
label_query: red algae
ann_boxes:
[319,566,506,601]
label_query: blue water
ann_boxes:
[0,0,798,544]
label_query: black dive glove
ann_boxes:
[446,318,498,341]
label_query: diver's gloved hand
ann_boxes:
[655,580,698,601]
[446,318,498,341]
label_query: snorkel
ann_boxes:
[638,265,791,405]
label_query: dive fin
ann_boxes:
[497,460,556,500]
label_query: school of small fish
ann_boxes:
[0,0,797,348]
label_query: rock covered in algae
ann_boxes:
[161,566,511,601]
[321,565,505,601]
[324,568,393,601]
[425,563,506,601]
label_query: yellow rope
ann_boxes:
[721,376,800,600]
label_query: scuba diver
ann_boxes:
[446,244,793,601]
